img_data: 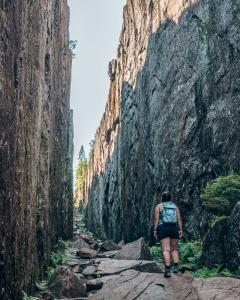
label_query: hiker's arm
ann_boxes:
[176,207,183,238]
[154,205,160,231]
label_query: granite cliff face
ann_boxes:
[85,0,240,247]
[0,1,73,298]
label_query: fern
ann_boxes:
[149,246,163,263]
[57,239,70,250]
[50,250,69,267]
[179,240,202,270]
[47,267,55,280]
[35,280,48,292]
[210,215,228,228]
[192,266,233,278]
[22,291,39,300]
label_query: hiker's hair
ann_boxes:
[162,192,172,203]
[155,187,162,204]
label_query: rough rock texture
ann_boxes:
[61,214,240,299]
[0,1,73,299]
[77,248,98,259]
[200,218,228,267]
[116,237,152,260]
[89,270,240,300]
[100,240,121,251]
[91,258,162,276]
[48,267,87,299]
[225,202,240,270]
[201,202,240,270]
[85,0,240,245]
[72,238,91,250]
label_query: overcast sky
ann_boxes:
[68,0,126,168]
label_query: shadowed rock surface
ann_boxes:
[0,1,73,298]
[85,0,240,254]
[201,201,240,271]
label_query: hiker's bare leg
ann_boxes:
[160,238,171,266]
[170,238,179,264]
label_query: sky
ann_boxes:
[68,0,127,168]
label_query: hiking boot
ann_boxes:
[172,265,179,274]
[164,269,171,278]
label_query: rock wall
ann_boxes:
[0,1,73,298]
[85,0,240,244]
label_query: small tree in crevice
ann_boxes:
[68,40,78,58]
[74,145,88,208]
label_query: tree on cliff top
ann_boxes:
[74,145,88,208]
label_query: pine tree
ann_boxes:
[74,145,88,208]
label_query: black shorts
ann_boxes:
[157,223,179,241]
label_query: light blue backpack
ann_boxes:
[160,202,177,224]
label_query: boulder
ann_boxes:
[92,258,162,276]
[116,238,152,260]
[39,291,54,300]
[117,240,124,247]
[100,240,121,251]
[77,259,96,273]
[72,264,80,273]
[91,243,102,250]
[135,261,163,273]
[82,265,97,276]
[77,248,97,259]
[80,234,97,245]
[97,250,120,258]
[89,270,191,300]
[48,267,87,298]
[89,270,240,300]
[86,279,104,292]
[192,277,240,299]
[72,238,91,249]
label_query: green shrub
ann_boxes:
[22,291,39,300]
[150,241,201,269]
[201,173,240,213]
[149,246,163,263]
[35,281,48,292]
[210,215,228,228]
[179,241,202,270]
[57,239,70,250]
[47,267,55,280]
[192,266,233,278]
[150,241,235,278]
[50,250,69,267]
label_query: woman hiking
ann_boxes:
[154,191,183,278]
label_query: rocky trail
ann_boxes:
[39,212,240,300]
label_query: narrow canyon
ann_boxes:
[1,0,240,299]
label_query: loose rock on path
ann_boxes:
[43,213,240,300]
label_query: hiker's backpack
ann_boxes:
[161,202,177,224]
